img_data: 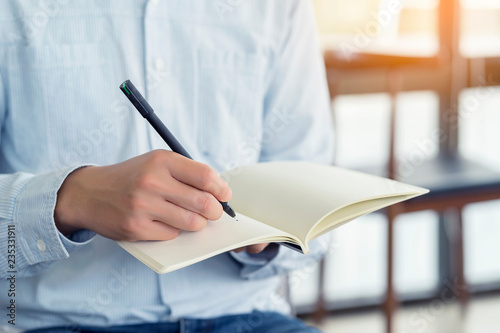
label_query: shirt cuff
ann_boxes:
[230,243,281,278]
[58,229,96,252]
[15,166,95,265]
[230,236,332,280]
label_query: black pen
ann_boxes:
[119,79,237,220]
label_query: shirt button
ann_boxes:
[154,58,165,71]
[36,239,46,252]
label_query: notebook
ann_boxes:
[117,161,428,274]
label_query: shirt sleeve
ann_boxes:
[0,71,96,279]
[230,0,335,278]
[0,167,97,279]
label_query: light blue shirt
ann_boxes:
[0,0,334,330]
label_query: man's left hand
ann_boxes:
[232,243,270,254]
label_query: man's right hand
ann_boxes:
[54,150,232,241]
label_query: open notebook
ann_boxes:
[117,161,428,274]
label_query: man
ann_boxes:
[0,0,334,331]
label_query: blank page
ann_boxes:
[224,161,427,242]
[117,212,286,274]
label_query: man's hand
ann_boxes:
[54,150,232,241]
[232,243,270,254]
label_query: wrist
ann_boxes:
[54,166,94,236]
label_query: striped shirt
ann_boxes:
[0,0,334,330]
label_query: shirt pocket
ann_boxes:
[195,50,265,172]
[6,44,124,171]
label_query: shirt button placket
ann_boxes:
[154,57,165,71]
[145,0,175,317]
[144,0,162,151]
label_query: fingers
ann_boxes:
[105,150,234,242]
[232,243,270,254]
[119,216,180,242]
[148,197,209,232]
[246,243,270,253]
[155,177,224,222]
[166,153,232,202]
[133,220,180,241]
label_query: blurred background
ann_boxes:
[291,0,500,332]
